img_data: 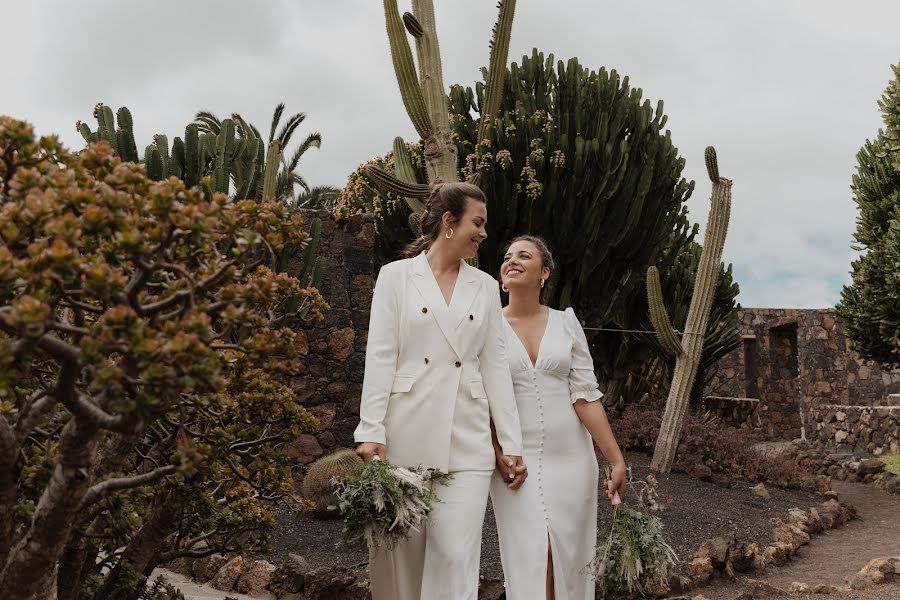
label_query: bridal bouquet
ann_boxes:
[332,457,452,550]
[590,467,678,596]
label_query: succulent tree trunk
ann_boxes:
[649,147,733,472]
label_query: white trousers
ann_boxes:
[368,470,492,600]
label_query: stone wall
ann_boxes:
[286,210,376,465]
[704,308,900,441]
[810,404,900,456]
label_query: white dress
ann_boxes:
[490,307,603,600]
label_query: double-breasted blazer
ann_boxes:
[354,252,523,472]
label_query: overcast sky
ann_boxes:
[5,1,899,308]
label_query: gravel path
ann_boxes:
[699,479,900,600]
[264,451,822,580]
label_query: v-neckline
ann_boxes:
[425,258,460,308]
[505,308,552,369]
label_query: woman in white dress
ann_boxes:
[490,235,627,600]
[355,182,527,600]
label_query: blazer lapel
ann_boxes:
[410,253,463,359]
[451,261,482,329]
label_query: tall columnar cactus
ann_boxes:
[77,103,139,162]
[78,104,328,310]
[648,147,733,472]
[369,0,517,213]
[78,105,276,198]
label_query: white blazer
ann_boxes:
[354,252,523,472]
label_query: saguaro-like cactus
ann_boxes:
[369,0,517,210]
[648,147,733,473]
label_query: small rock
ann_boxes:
[688,462,713,481]
[789,581,810,593]
[269,553,312,595]
[162,557,193,577]
[697,534,732,569]
[667,573,693,593]
[685,557,713,584]
[478,576,505,599]
[774,521,810,551]
[236,559,276,594]
[762,542,791,566]
[847,572,872,590]
[812,583,839,594]
[731,543,758,573]
[210,556,243,591]
[859,557,896,584]
[858,458,886,476]
[751,483,770,498]
[192,553,228,583]
[303,566,358,597]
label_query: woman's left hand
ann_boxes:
[604,462,627,503]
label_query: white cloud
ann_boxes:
[5,0,898,308]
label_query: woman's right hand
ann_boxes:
[495,449,527,490]
[356,442,387,463]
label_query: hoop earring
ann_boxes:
[501,284,509,293]
[445,228,453,239]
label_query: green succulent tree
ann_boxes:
[648,147,733,472]
[0,118,327,600]
[837,63,900,367]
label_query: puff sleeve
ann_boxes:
[564,307,603,404]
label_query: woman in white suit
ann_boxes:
[354,182,526,600]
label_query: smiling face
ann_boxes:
[500,239,550,294]
[443,196,487,260]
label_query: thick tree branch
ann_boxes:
[81,465,177,508]
[137,258,236,317]
[62,394,137,434]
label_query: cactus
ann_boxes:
[375,0,517,212]
[78,103,139,162]
[302,449,363,519]
[78,103,329,306]
[648,147,733,473]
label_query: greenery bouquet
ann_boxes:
[590,467,678,597]
[332,457,452,550]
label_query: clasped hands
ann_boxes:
[494,450,527,490]
[358,443,527,490]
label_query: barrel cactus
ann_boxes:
[302,449,364,519]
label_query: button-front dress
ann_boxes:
[490,307,603,600]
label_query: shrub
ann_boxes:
[616,404,812,487]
